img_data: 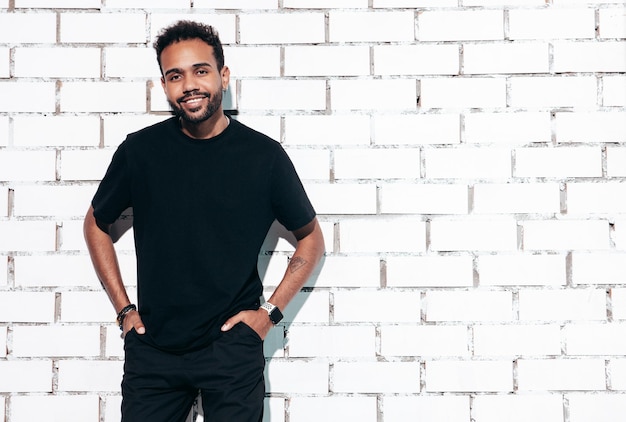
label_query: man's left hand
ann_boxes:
[220,308,273,340]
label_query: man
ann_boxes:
[84,20,324,422]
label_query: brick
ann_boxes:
[0,360,52,392]
[15,47,101,78]
[0,292,55,322]
[10,395,100,422]
[285,46,370,77]
[61,150,116,181]
[419,10,504,41]
[61,82,147,113]
[0,257,7,287]
[331,79,417,110]
[224,46,280,78]
[288,326,376,357]
[374,113,461,145]
[103,115,169,147]
[473,394,564,422]
[479,253,566,286]
[381,183,468,214]
[425,360,513,392]
[0,326,6,357]
[150,14,237,45]
[381,325,469,357]
[0,82,56,113]
[474,324,562,356]
[573,252,626,285]
[14,115,100,148]
[330,11,415,42]
[515,147,602,178]
[553,41,626,73]
[339,217,427,253]
[12,325,101,357]
[105,0,189,7]
[568,182,626,214]
[105,324,124,358]
[193,0,278,7]
[13,185,96,217]
[464,42,548,74]
[425,291,513,322]
[289,397,376,422]
[57,360,124,392]
[239,80,326,111]
[334,362,420,393]
[374,0,458,5]
[334,290,421,323]
[0,221,57,252]
[240,13,324,44]
[266,361,328,394]
[286,151,330,180]
[0,47,10,77]
[565,323,626,355]
[518,289,607,321]
[509,8,596,40]
[304,183,376,215]
[0,150,56,182]
[0,13,56,43]
[522,220,610,251]
[430,218,518,252]
[16,0,100,6]
[14,255,101,288]
[60,290,136,323]
[0,187,7,217]
[286,0,367,7]
[386,255,474,287]
[420,77,506,109]
[510,76,597,108]
[334,148,420,179]
[614,219,626,252]
[60,13,146,43]
[103,395,122,422]
[105,47,160,78]
[284,115,370,146]
[374,44,459,75]
[474,183,560,214]
[382,395,470,422]
[308,255,380,288]
[611,359,626,390]
[556,112,626,143]
[283,291,330,323]
[0,116,8,147]
[465,112,551,144]
[518,359,605,391]
[603,76,626,106]
[599,8,626,38]
[233,116,280,142]
[568,393,626,422]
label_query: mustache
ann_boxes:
[177,91,210,104]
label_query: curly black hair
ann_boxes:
[153,20,225,74]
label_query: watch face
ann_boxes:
[269,307,284,324]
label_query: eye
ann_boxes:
[168,74,181,82]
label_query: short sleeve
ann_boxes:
[91,142,132,225]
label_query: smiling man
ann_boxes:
[83,20,324,422]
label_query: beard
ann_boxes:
[168,89,223,124]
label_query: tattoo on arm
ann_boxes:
[288,256,307,273]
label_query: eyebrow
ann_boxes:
[164,62,213,77]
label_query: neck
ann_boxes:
[180,112,229,139]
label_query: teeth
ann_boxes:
[185,98,203,104]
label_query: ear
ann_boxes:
[160,76,166,89]
[221,66,230,91]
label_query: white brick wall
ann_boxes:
[1,2,625,421]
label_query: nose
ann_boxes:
[182,74,199,94]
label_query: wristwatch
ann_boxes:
[260,302,284,324]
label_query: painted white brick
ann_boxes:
[330,11,415,42]
[14,115,100,148]
[568,393,626,422]
[286,151,329,180]
[239,13,325,44]
[568,182,626,214]
[518,289,607,321]
[614,219,626,252]
[381,325,470,357]
[374,44,459,75]
[611,359,626,390]
[0,12,56,43]
[105,0,189,8]
[374,0,458,5]
[61,82,147,113]
[284,291,330,323]
[0,187,7,217]
[553,41,626,73]
[509,8,596,40]
[381,183,468,214]
[334,148,420,179]
[224,46,280,78]
[0,82,56,113]
[0,116,8,147]
[473,394,564,422]
[14,255,100,288]
[556,111,626,143]
[517,359,606,391]
[284,115,370,146]
[599,8,626,38]
[105,47,160,78]
[266,361,328,394]
[304,184,376,215]
[464,42,549,74]
[60,291,118,323]
[425,360,513,392]
[331,79,417,111]
[0,326,6,357]
[105,324,124,358]
[239,80,326,111]
[603,75,626,106]
[14,185,96,217]
[334,362,421,393]
[474,324,562,357]
[565,323,626,355]
[0,292,55,323]
[522,220,610,251]
[515,147,602,178]
[285,46,369,77]
[478,253,566,286]
[386,255,474,287]
[419,10,504,41]
[286,0,367,7]
[150,14,237,45]
[0,150,56,182]
[510,76,598,108]
[0,47,9,78]
[289,397,376,422]
[103,395,122,422]
[1,257,7,286]
[382,395,470,422]
[425,291,513,322]
[374,113,461,145]
[0,360,52,393]
[103,115,169,147]
[0,221,57,252]
[288,326,376,357]
[465,112,551,144]
[61,150,116,181]
[334,290,421,323]
[57,360,124,392]
[16,0,100,6]
[313,256,381,288]
[60,13,146,43]
[234,116,281,143]
[572,252,626,285]
[430,218,518,252]
[10,395,100,422]
[474,183,560,214]
[12,325,101,357]
[420,77,506,109]
[339,217,427,253]
[15,47,101,78]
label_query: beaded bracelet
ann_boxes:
[116,304,137,331]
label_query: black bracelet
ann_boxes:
[117,304,137,331]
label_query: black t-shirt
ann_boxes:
[91,117,316,352]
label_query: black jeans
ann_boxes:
[121,323,265,422]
